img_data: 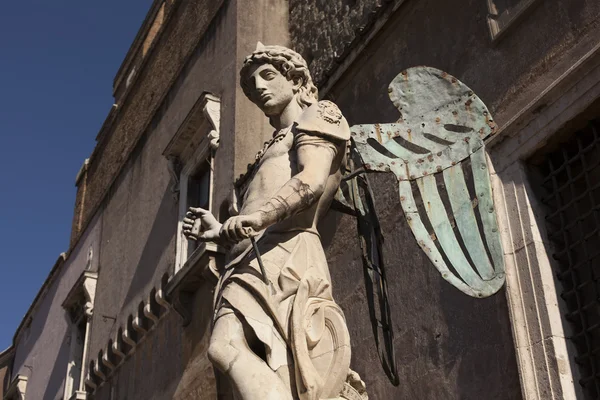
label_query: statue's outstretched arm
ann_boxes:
[219,135,344,243]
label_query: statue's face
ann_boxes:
[243,63,298,116]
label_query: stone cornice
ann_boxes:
[112,0,172,95]
[62,271,99,319]
[162,92,221,163]
[0,346,14,366]
[85,278,172,391]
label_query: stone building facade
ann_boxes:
[2,0,600,399]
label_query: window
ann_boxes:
[61,271,98,400]
[163,92,221,273]
[486,0,541,41]
[533,119,600,399]
[162,92,222,325]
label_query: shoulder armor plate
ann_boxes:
[295,101,351,142]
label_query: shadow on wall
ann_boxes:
[172,285,219,400]
[320,171,523,400]
[41,319,71,400]
[122,185,177,310]
[12,263,62,376]
[439,284,522,400]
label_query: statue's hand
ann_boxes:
[182,207,222,242]
[220,213,264,243]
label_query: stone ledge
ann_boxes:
[68,391,88,400]
[166,242,223,326]
[85,277,172,392]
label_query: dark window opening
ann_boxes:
[187,163,211,256]
[533,118,600,399]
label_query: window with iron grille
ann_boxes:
[535,118,600,398]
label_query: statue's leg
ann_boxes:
[275,364,298,400]
[208,312,293,400]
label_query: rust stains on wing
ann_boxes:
[375,123,383,143]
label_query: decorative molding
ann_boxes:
[85,279,172,392]
[101,351,115,372]
[111,333,126,361]
[132,317,148,336]
[92,359,106,382]
[144,296,160,325]
[62,271,99,320]
[84,368,97,391]
[204,95,221,150]
[486,41,600,161]
[155,288,170,310]
[75,159,90,186]
[68,391,88,400]
[167,157,182,200]
[490,162,581,400]
[166,242,222,326]
[3,375,28,400]
[121,328,137,351]
[163,92,221,164]
[164,92,221,275]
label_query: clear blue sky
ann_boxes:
[0,2,151,350]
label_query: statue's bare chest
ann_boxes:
[241,129,298,213]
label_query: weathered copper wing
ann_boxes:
[350,67,505,298]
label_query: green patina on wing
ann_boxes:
[350,66,505,298]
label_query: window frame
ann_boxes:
[162,92,221,274]
[486,0,541,42]
[485,44,600,399]
[61,271,98,400]
[176,143,216,270]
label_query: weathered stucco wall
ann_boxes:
[9,213,102,400]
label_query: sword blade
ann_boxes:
[250,236,269,284]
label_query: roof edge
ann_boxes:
[12,253,67,346]
[112,0,168,92]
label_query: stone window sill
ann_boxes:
[68,391,88,400]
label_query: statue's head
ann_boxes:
[240,43,318,116]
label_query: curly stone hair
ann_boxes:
[240,43,319,109]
